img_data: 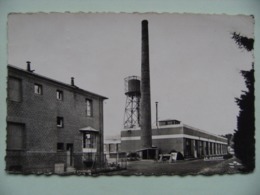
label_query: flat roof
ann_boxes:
[159,119,181,122]
[122,123,227,141]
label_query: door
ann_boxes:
[66,144,73,166]
[184,139,192,157]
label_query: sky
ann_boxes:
[8,13,254,138]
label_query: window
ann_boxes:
[167,121,173,125]
[83,133,96,148]
[8,77,22,102]
[159,121,167,126]
[57,117,64,127]
[56,90,63,100]
[7,123,25,150]
[86,98,93,117]
[34,84,42,95]
[185,139,192,156]
[57,143,64,151]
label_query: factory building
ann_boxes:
[121,119,228,159]
[6,62,107,173]
[120,20,228,160]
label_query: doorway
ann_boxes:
[66,143,73,166]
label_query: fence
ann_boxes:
[5,151,127,175]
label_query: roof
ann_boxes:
[122,123,227,141]
[159,119,181,122]
[79,126,99,133]
[182,124,227,141]
[8,64,108,100]
[104,139,121,144]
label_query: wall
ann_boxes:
[6,66,105,171]
[153,138,184,154]
[121,125,227,156]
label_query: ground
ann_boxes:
[103,156,244,176]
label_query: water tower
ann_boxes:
[123,76,141,129]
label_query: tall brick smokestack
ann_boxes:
[140,20,152,148]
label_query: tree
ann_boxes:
[232,32,254,52]
[232,32,255,172]
[222,133,234,147]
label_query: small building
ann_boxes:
[6,63,107,173]
[104,136,121,156]
[104,136,125,163]
[104,136,127,169]
[121,119,228,159]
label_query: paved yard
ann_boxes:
[105,157,243,176]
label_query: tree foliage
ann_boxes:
[232,32,255,172]
[232,32,254,52]
[234,68,255,172]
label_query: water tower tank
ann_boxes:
[125,76,141,96]
[123,76,141,128]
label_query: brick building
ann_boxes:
[121,119,228,159]
[6,63,107,173]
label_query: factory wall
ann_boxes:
[121,124,228,158]
[153,138,184,154]
[120,139,141,153]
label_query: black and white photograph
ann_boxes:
[6,12,255,176]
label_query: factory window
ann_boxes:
[57,117,64,127]
[8,77,22,102]
[167,121,173,125]
[56,90,63,100]
[83,133,96,148]
[86,98,93,117]
[159,121,167,126]
[57,143,64,151]
[7,122,25,150]
[184,139,192,157]
[34,83,42,95]
[205,142,209,155]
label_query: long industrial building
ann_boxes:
[121,119,228,159]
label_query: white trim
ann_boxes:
[122,124,227,142]
[122,124,183,131]
[152,134,183,139]
[121,134,227,145]
[121,136,140,141]
[104,140,121,144]
[153,124,183,129]
[83,148,97,153]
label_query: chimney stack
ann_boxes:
[140,20,152,149]
[71,77,75,86]
[156,101,158,128]
[26,61,34,72]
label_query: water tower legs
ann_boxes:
[123,76,141,129]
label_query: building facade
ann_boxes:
[121,119,228,159]
[104,137,121,157]
[6,64,107,173]
[104,137,123,161]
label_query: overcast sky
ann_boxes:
[8,13,254,138]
